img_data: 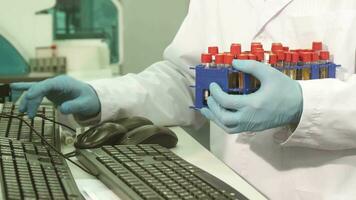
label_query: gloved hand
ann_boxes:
[201,59,303,134]
[11,75,101,119]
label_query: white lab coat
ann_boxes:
[89,0,356,199]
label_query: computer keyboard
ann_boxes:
[0,137,83,200]
[77,144,248,200]
[0,102,60,149]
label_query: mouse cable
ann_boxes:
[17,113,76,133]
[64,151,77,158]
[0,114,96,177]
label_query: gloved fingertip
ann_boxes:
[209,82,222,93]
[59,104,71,114]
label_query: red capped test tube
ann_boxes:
[300,52,312,80]
[224,53,234,68]
[254,49,265,63]
[290,52,299,80]
[319,50,330,78]
[231,43,242,58]
[201,53,213,68]
[215,54,225,68]
[236,53,249,89]
[268,53,278,67]
[251,42,263,53]
[284,51,292,77]
[312,41,322,52]
[225,53,237,89]
[247,54,259,88]
[208,46,219,63]
[271,43,283,53]
[275,50,286,74]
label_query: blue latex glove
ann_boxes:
[11,75,101,119]
[201,59,303,134]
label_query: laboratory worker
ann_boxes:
[11,0,356,199]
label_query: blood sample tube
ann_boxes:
[208,46,219,62]
[254,49,265,63]
[215,54,224,68]
[231,43,242,58]
[237,54,249,90]
[311,52,319,79]
[312,41,322,52]
[290,52,299,80]
[224,53,236,89]
[284,51,292,77]
[201,53,213,68]
[247,54,259,88]
[268,53,278,67]
[224,53,234,68]
[300,52,312,80]
[275,50,286,74]
[251,42,263,53]
[271,43,283,53]
[319,51,330,78]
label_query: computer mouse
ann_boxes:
[114,116,153,131]
[118,125,178,148]
[74,122,128,149]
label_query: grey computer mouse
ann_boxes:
[118,125,178,148]
[74,122,128,149]
[113,116,153,131]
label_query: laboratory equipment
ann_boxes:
[193,42,340,109]
[76,144,248,200]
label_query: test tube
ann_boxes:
[284,51,292,77]
[319,51,330,78]
[248,53,260,88]
[268,53,277,68]
[231,43,241,58]
[312,41,322,52]
[251,42,263,53]
[271,43,283,53]
[311,52,319,79]
[215,54,225,68]
[290,52,299,80]
[201,53,213,68]
[254,49,265,63]
[300,52,312,80]
[208,46,219,63]
[224,53,234,68]
[237,54,249,90]
[225,53,236,89]
[275,50,285,73]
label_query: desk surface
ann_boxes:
[67,126,267,200]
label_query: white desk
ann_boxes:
[67,126,267,200]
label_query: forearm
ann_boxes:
[88,60,200,126]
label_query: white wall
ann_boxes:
[118,0,189,74]
[0,0,55,61]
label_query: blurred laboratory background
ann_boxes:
[0,0,189,79]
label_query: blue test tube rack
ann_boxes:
[192,62,339,109]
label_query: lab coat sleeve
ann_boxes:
[279,75,356,150]
[86,60,201,126]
